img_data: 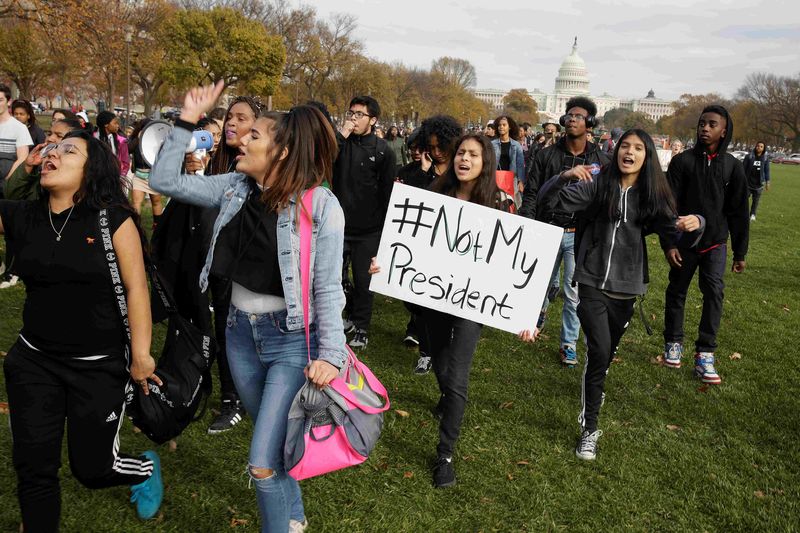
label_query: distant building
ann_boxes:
[474,38,674,126]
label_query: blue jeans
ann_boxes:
[540,230,580,349]
[226,306,318,533]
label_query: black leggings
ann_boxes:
[4,340,153,532]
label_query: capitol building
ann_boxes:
[474,38,674,125]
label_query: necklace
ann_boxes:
[48,203,76,242]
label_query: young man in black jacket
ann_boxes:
[519,96,610,367]
[331,96,396,348]
[742,141,770,221]
[661,105,749,384]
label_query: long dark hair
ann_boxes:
[61,130,137,221]
[255,106,338,212]
[600,129,676,224]
[208,96,262,175]
[430,134,500,209]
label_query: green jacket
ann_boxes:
[4,164,42,200]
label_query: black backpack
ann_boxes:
[99,209,215,444]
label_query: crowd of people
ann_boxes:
[0,78,766,531]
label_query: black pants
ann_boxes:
[343,231,382,331]
[209,274,238,401]
[424,310,483,458]
[576,285,635,433]
[4,340,153,532]
[664,245,727,353]
[404,302,431,355]
[748,187,764,217]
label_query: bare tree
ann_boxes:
[738,73,800,150]
[431,57,477,90]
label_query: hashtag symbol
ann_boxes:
[391,198,434,237]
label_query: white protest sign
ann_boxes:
[369,183,563,334]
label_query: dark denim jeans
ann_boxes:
[424,310,483,458]
[664,245,727,353]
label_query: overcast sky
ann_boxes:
[315,0,799,101]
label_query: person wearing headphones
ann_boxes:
[519,96,610,368]
[330,96,396,350]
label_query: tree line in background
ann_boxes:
[0,0,491,125]
[0,0,797,148]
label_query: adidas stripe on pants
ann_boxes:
[4,339,153,531]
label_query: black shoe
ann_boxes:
[403,334,419,347]
[208,399,245,434]
[348,329,368,349]
[414,354,432,375]
[433,456,456,488]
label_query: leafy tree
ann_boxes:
[502,89,539,124]
[0,19,55,99]
[657,93,729,141]
[603,108,633,129]
[160,7,285,97]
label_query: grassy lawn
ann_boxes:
[1,167,799,532]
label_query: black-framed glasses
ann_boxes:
[41,142,87,158]
[345,110,371,120]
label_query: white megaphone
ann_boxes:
[139,120,215,168]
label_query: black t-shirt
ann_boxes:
[0,199,132,355]
[499,141,511,171]
[211,182,283,296]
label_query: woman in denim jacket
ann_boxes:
[150,82,347,533]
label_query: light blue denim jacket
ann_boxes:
[149,125,348,368]
[491,138,527,184]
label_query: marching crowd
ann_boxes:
[0,77,767,531]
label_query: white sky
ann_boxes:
[313,0,800,100]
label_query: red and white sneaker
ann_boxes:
[694,352,722,384]
[664,342,683,368]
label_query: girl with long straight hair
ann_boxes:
[372,133,528,488]
[150,82,347,533]
[534,129,704,461]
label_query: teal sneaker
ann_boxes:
[130,450,163,520]
[560,346,578,367]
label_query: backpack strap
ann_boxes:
[98,209,132,344]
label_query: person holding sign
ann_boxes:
[537,129,704,461]
[371,133,532,488]
[150,81,347,532]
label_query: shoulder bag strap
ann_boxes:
[98,208,131,343]
[299,188,316,364]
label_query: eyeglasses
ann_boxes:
[345,110,371,120]
[563,113,587,122]
[40,142,87,158]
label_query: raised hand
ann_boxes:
[180,80,225,124]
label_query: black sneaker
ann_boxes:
[433,456,456,488]
[414,354,432,375]
[348,329,368,349]
[403,334,419,347]
[208,399,245,434]
[342,318,356,335]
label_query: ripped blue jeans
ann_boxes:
[226,306,318,532]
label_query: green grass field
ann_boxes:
[1,166,799,532]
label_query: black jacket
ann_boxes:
[519,137,611,227]
[398,160,437,190]
[742,150,770,190]
[661,109,749,261]
[331,131,396,235]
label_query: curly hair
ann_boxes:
[564,96,597,118]
[11,99,37,127]
[493,115,520,140]
[419,115,462,160]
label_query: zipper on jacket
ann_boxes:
[601,186,630,289]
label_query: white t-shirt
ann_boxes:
[0,116,33,157]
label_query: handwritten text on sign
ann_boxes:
[369,183,562,333]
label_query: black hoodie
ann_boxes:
[331,131,396,236]
[660,107,749,261]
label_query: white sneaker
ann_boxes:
[750,214,756,221]
[575,429,603,460]
[289,518,308,533]
[0,275,19,289]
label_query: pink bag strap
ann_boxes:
[299,188,316,364]
[299,188,389,414]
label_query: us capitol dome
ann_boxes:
[474,38,674,125]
